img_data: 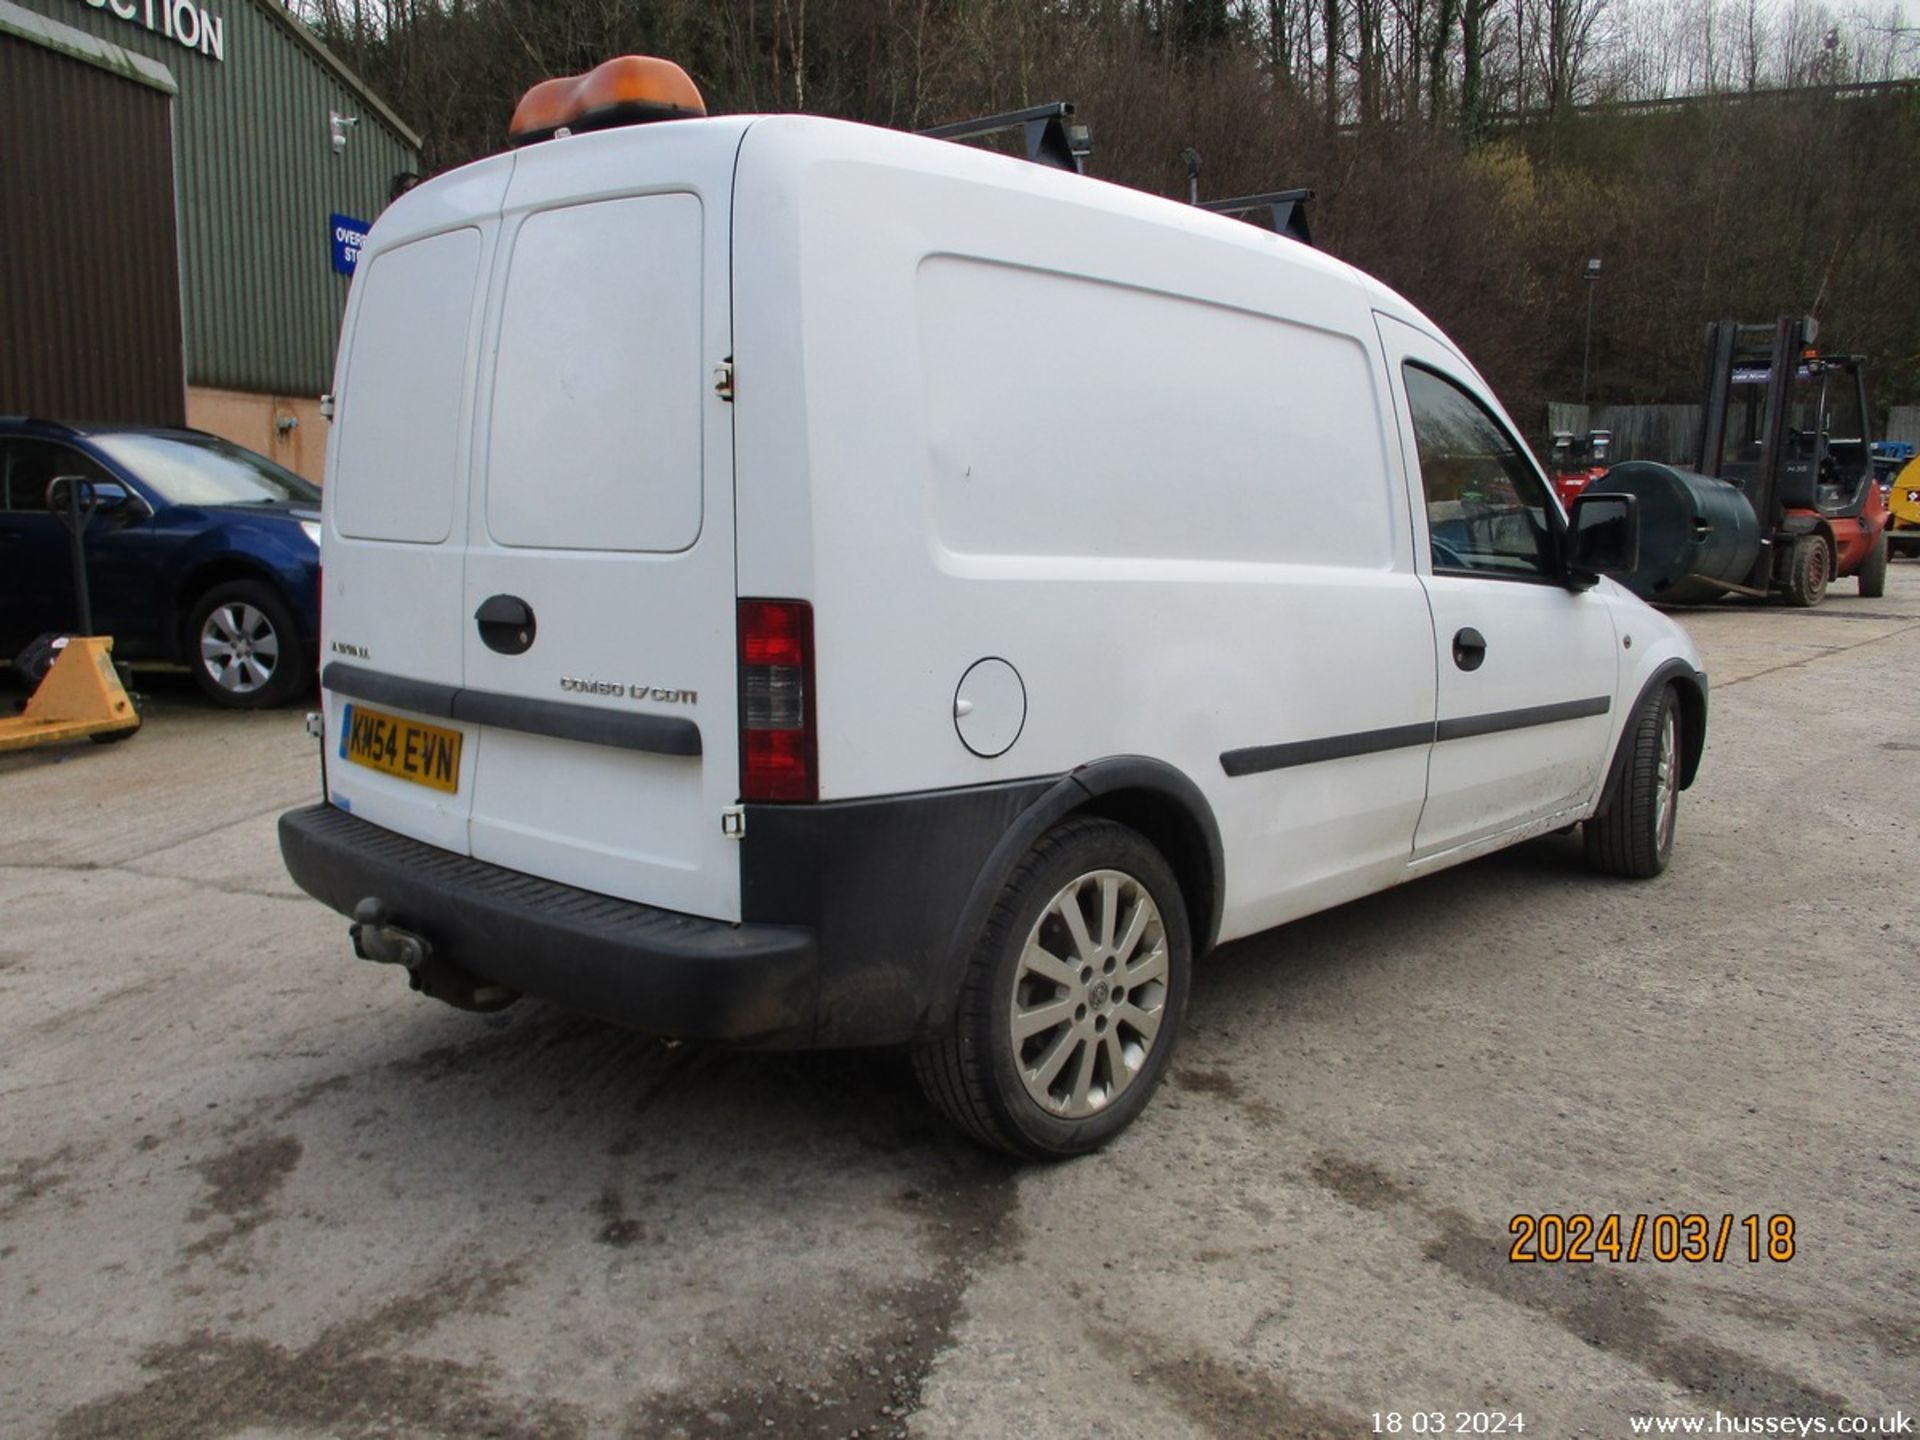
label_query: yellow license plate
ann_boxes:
[340,703,462,793]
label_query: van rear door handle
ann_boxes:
[1452,627,1487,671]
[475,594,536,655]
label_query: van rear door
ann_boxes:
[460,140,741,921]
[322,162,509,854]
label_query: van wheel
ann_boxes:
[1584,685,1680,879]
[1857,532,1887,598]
[185,580,306,709]
[912,818,1190,1160]
[1784,534,1829,607]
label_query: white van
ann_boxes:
[279,63,1708,1158]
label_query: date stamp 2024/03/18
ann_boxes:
[1507,1213,1796,1263]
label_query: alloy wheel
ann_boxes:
[1654,704,1679,855]
[1009,869,1170,1119]
[199,602,281,695]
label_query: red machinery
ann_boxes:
[1548,429,1611,510]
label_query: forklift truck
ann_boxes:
[1549,428,1613,510]
[1696,317,1890,604]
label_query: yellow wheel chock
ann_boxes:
[0,637,141,752]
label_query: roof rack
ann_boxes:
[1198,189,1315,246]
[918,102,1093,174]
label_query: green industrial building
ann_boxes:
[0,0,420,480]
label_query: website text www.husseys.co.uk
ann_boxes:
[1627,1412,1912,1436]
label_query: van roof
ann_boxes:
[376,111,1451,364]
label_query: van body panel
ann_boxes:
[460,129,746,920]
[730,120,1439,943]
[916,256,1397,567]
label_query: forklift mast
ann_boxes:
[1694,316,1874,592]
[1695,319,1806,565]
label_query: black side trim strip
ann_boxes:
[1221,696,1612,777]
[322,663,456,718]
[453,689,702,756]
[1221,722,1435,777]
[1435,694,1611,742]
[323,662,702,758]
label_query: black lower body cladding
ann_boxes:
[278,775,1065,1048]
[740,776,1062,1045]
[279,803,818,1045]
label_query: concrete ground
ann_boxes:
[2,572,1915,1440]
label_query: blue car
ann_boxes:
[0,419,321,708]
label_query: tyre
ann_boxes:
[912,817,1191,1160]
[12,633,66,690]
[1857,532,1888,598]
[185,580,307,709]
[1584,685,1681,879]
[1784,533,1829,607]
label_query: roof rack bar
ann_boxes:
[918,102,1093,173]
[1199,189,1315,246]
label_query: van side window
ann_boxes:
[1402,364,1556,580]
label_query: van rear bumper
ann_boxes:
[278,802,817,1045]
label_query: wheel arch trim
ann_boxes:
[1597,659,1708,811]
[936,756,1225,1024]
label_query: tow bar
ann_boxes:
[350,898,519,1012]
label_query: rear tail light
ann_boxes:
[738,599,816,803]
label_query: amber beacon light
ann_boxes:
[508,56,707,147]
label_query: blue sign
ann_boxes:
[330,213,370,275]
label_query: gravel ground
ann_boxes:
[2,568,1915,1440]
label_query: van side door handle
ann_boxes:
[475,594,536,655]
[1452,627,1487,671]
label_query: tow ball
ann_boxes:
[350,898,520,1012]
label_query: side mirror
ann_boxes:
[46,476,138,515]
[54,477,148,522]
[89,480,139,513]
[1567,491,1638,586]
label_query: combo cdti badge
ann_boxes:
[279,56,1709,1159]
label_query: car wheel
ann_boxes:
[913,817,1191,1160]
[1857,532,1888,598]
[186,580,307,709]
[1784,533,1829,607]
[1584,685,1681,879]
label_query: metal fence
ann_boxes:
[1552,402,1920,459]
[1545,404,1702,464]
